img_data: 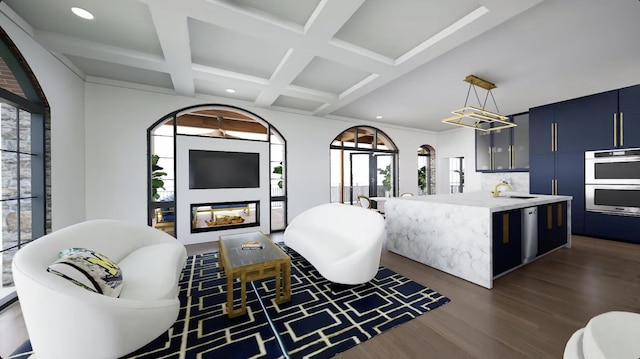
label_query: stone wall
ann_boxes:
[2,103,33,287]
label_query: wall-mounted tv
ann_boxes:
[189,150,260,189]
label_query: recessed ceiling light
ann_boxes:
[71,7,94,20]
[376,115,383,119]
[225,88,236,94]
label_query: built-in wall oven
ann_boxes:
[585,148,640,216]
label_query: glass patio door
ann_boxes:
[349,153,395,203]
[349,153,371,204]
[374,154,394,197]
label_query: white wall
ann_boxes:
[0,6,86,230]
[433,127,482,194]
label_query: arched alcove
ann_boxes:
[147,105,287,243]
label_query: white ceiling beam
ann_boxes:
[35,31,167,72]
[147,4,195,96]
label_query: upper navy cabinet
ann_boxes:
[476,113,529,172]
[531,88,639,154]
[617,84,640,148]
[529,105,554,156]
[554,90,618,153]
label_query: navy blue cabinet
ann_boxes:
[618,84,640,148]
[554,90,618,152]
[529,102,586,233]
[529,105,554,156]
[555,152,585,233]
[538,201,568,256]
[530,84,640,241]
[584,212,640,244]
[492,209,522,276]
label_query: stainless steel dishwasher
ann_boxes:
[521,206,538,264]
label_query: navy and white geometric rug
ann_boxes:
[11,246,450,359]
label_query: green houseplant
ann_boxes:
[378,164,392,195]
[418,166,427,193]
[273,162,283,189]
[151,154,167,201]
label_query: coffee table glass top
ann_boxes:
[219,231,288,268]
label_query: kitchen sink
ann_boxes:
[502,195,537,199]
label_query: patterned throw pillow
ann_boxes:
[47,248,123,297]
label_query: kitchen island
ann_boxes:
[385,192,572,289]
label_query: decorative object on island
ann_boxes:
[441,74,516,132]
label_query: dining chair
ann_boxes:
[357,195,371,209]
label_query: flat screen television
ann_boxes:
[189,150,260,189]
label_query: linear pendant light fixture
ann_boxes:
[441,75,516,132]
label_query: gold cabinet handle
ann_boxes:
[491,147,495,170]
[508,145,513,169]
[614,113,617,147]
[557,202,563,227]
[551,123,555,151]
[503,213,509,243]
[620,112,624,147]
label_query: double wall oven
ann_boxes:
[585,148,640,216]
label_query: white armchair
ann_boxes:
[284,203,385,285]
[564,311,640,359]
[12,219,187,359]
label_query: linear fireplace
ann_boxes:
[190,201,260,233]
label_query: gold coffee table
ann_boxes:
[218,231,291,318]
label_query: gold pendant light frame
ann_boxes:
[441,75,516,132]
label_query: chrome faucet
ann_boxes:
[492,181,512,197]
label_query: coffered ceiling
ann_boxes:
[3,0,640,132]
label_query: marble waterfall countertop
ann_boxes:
[397,191,572,211]
[384,191,572,289]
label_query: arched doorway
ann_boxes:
[330,126,398,204]
[418,144,436,195]
[147,105,287,239]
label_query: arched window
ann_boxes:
[147,105,287,239]
[330,126,398,204]
[0,28,49,300]
[418,145,436,195]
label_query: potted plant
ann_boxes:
[151,154,167,201]
[418,166,427,194]
[273,162,283,189]
[378,164,392,197]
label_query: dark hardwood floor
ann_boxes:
[1,235,638,358]
[339,235,640,358]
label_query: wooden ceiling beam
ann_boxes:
[169,114,268,134]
